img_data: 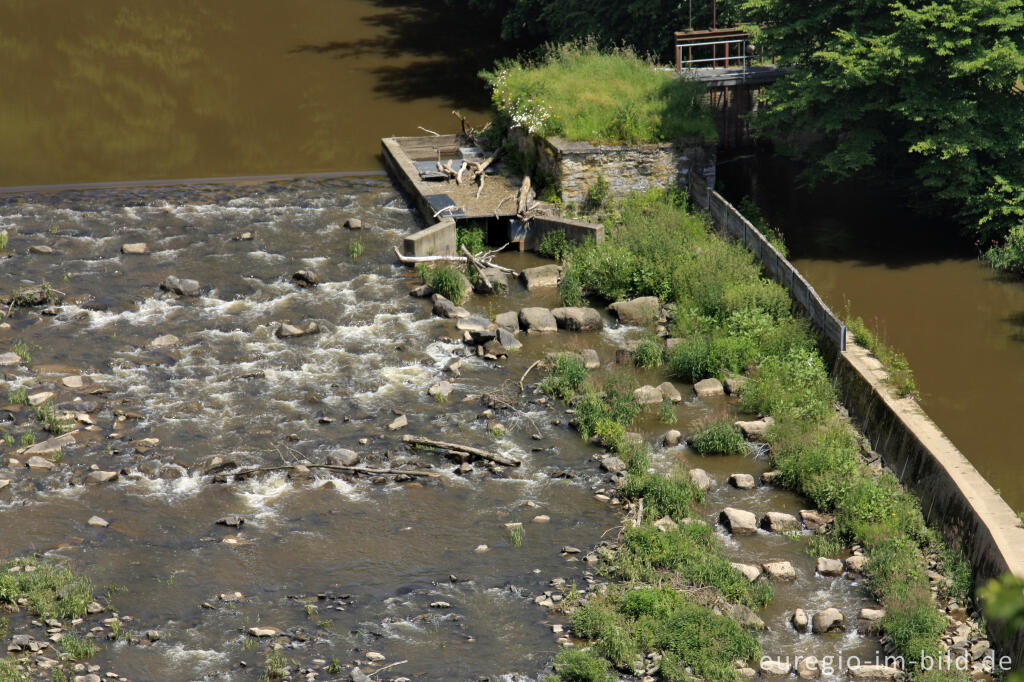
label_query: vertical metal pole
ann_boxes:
[689,0,693,30]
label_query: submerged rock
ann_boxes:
[292,270,319,287]
[276,321,321,338]
[161,275,201,296]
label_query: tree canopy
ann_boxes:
[743,0,1024,268]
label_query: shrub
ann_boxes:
[601,372,640,426]
[573,388,609,439]
[985,223,1024,275]
[456,224,486,254]
[483,42,715,144]
[689,418,746,456]
[620,471,702,523]
[846,313,919,399]
[541,353,588,402]
[421,265,468,305]
[633,337,665,368]
[546,647,614,682]
[740,347,835,423]
[538,230,570,261]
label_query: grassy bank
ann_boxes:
[481,43,714,144]
[543,189,969,677]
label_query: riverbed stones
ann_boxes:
[199,455,236,475]
[432,294,467,319]
[292,270,319,287]
[0,479,9,491]
[29,244,54,254]
[728,602,765,630]
[759,659,791,678]
[85,471,118,485]
[728,473,756,490]
[796,656,820,679]
[690,468,712,491]
[858,608,885,633]
[161,275,201,296]
[87,516,109,528]
[762,561,796,580]
[474,268,510,295]
[599,454,626,473]
[720,507,757,535]
[0,352,22,366]
[724,376,747,394]
[20,433,76,457]
[27,456,56,471]
[326,448,360,467]
[387,414,407,430]
[761,511,799,532]
[61,375,86,389]
[147,333,180,349]
[693,378,725,397]
[494,311,519,332]
[634,385,663,405]
[551,306,603,331]
[845,555,868,573]
[455,315,492,333]
[121,242,148,255]
[28,391,55,406]
[732,562,762,582]
[520,264,561,290]
[276,321,320,338]
[248,626,281,637]
[657,381,682,403]
[344,218,362,229]
[580,348,600,369]
[792,608,809,632]
[846,664,902,680]
[816,557,845,577]
[811,607,845,633]
[735,416,774,440]
[799,509,834,531]
[663,429,682,446]
[608,296,659,325]
[519,307,557,333]
[428,381,454,400]
[653,516,678,533]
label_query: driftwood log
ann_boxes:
[393,246,518,276]
[402,434,521,467]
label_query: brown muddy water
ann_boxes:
[0,178,885,679]
[0,0,494,187]
[718,151,1024,512]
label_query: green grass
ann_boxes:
[846,313,919,398]
[508,524,524,547]
[18,432,34,447]
[7,387,28,405]
[541,353,588,402]
[11,339,30,364]
[546,647,614,682]
[419,264,468,305]
[484,42,715,144]
[0,557,94,619]
[260,651,289,681]
[456,224,486,254]
[633,337,665,369]
[36,400,72,435]
[688,418,746,456]
[348,239,363,260]
[0,231,7,252]
[0,659,26,682]
[60,633,97,660]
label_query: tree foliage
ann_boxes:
[743,0,1024,267]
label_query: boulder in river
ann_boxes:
[761,511,799,533]
[387,414,407,430]
[658,381,682,403]
[762,560,797,580]
[728,473,756,490]
[431,294,470,319]
[496,327,522,351]
[148,334,180,349]
[494,311,519,332]
[292,270,319,287]
[693,378,725,397]
[520,264,561,290]
[85,470,118,485]
[473,268,510,295]
[276,321,320,338]
[27,456,56,471]
[608,296,660,325]
[161,275,201,297]
[519,307,557,333]
[29,245,54,255]
[791,608,809,632]
[580,348,600,369]
[689,468,712,491]
[735,416,774,440]
[428,381,454,400]
[799,509,834,531]
[88,516,109,527]
[858,608,885,634]
[0,352,21,366]
[847,665,903,680]
[816,557,845,577]
[599,454,626,474]
[663,429,682,446]
[719,507,757,535]
[731,562,762,582]
[121,242,148,255]
[455,316,492,333]
[724,376,747,395]
[326,448,360,467]
[634,385,663,405]
[796,656,820,679]
[551,306,603,332]
[845,554,867,572]
[759,659,791,678]
[811,607,845,633]
[344,218,363,229]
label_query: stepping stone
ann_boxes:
[731,562,762,582]
[689,468,712,491]
[762,560,796,580]
[728,473,756,490]
[811,607,844,633]
[693,378,725,397]
[816,557,844,576]
[658,381,682,402]
[518,307,557,333]
[735,416,774,440]
[608,296,659,324]
[520,265,561,290]
[760,511,799,532]
[719,507,757,535]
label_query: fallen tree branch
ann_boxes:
[519,359,541,393]
[402,434,521,467]
[418,126,441,136]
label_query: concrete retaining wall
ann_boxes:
[524,216,604,251]
[403,219,456,257]
[833,338,1024,667]
[508,128,716,205]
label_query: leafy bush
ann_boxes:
[546,647,614,682]
[538,230,570,261]
[601,372,641,426]
[456,224,486,254]
[541,353,588,402]
[633,337,665,368]
[420,265,468,305]
[483,42,715,144]
[985,223,1024,275]
[689,418,746,456]
[739,348,835,423]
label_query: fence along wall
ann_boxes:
[688,174,847,351]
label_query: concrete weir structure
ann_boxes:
[691,174,1024,666]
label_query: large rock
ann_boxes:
[608,296,660,324]
[326,448,360,467]
[657,381,682,403]
[432,294,460,318]
[85,471,118,485]
[161,275,201,296]
[276,322,320,338]
[847,665,903,680]
[599,455,626,474]
[551,307,603,332]
[761,511,799,533]
[455,316,492,333]
[762,561,796,580]
[724,376,747,395]
[792,608,809,632]
[634,385,663,405]
[19,433,76,457]
[580,348,600,369]
[811,608,845,634]
[27,456,56,471]
[496,327,522,351]
[727,602,765,630]
[387,414,407,430]
[728,473,756,490]
[663,429,682,446]
[519,307,557,333]
[148,334,180,349]
[759,659,791,679]
[796,656,820,679]
[719,507,757,535]
[735,417,774,440]
[799,509,834,531]
[693,378,725,397]
[292,270,319,287]
[474,268,510,295]
[845,555,868,573]
[494,311,519,332]
[689,468,712,491]
[0,352,22,366]
[816,557,845,577]
[428,381,454,400]
[520,265,561,290]
[731,562,762,582]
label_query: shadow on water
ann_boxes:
[717,148,973,267]
[290,0,509,111]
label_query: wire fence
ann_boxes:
[688,174,847,351]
